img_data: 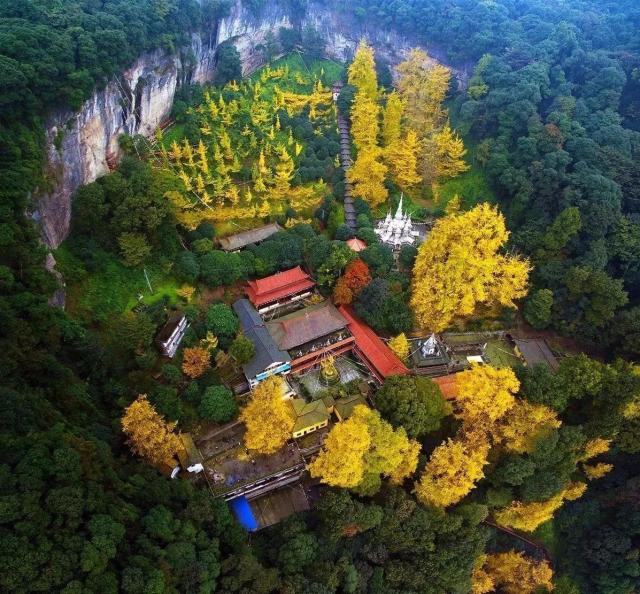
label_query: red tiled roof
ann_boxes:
[346,238,367,252]
[246,266,315,307]
[432,374,459,400]
[338,306,409,380]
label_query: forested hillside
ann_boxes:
[323,0,640,349]
[1,1,640,594]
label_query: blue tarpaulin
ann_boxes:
[229,496,259,531]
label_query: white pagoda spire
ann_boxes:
[374,193,419,250]
[395,195,404,219]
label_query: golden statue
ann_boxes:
[320,355,340,386]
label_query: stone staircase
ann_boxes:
[333,82,357,230]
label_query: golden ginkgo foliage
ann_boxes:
[309,415,372,488]
[494,481,587,532]
[121,395,182,468]
[347,146,388,207]
[346,41,389,208]
[480,551,553,594]
[583,462,614,480]
[410,203,530,332]
[347,40,378,100]
[388,333,410,360]
[159,66,333,227]
[493,398,561,453]
[470,555,495,594]
[382,91,404,147]
[454,364,520,427]
[240,376,295,455]
[309,405,420,495]
[579,437,611,461]
[351,92,381,150]
[414,432,489,508]
[396,48,451,137]
[386,129,423,190]
[425,122,469,179]
[393,48,471,186]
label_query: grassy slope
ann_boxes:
[59,246,180,322]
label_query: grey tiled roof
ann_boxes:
[233,299,291,379]
[513,338,559,371]
[218,223,282,251]
[265,302,348,350]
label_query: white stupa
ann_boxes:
[374,196,420,249]
[420,334,439,358]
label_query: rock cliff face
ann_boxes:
[38,34,217,248]
[219,1,465,78]
[38,0,467,249]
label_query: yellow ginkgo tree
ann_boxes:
[121,395,182,468]
[309,405,420,495]
[410,203,530,332]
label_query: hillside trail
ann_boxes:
[333,82,357,230]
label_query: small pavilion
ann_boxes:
[346,238,367,253]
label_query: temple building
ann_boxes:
[233,299,292,388]
[218,223,282,252]
[245,266,315,313]
[289,396,334,438]
[374,196,421,249]
[512,338,559,371]
[338,306,409,382]
[266,302,355,374]
[156,312,189,358]
[346,238,367,253]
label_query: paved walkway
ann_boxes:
[333,82,357,230]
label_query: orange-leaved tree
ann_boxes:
[343,259,371,293]
[333,277,354,305]
[333,259,371,305]
[182,346,211,379]
[121,395,182,467]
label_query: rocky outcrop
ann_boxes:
[37,0,468,249]
[216,1,470,81]
[38,34,217,248]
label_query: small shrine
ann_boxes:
[375,196,420,249]
[411,333,451,377]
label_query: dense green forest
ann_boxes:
[2,1,640,593]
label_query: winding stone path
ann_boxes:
[333,82,357,230]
